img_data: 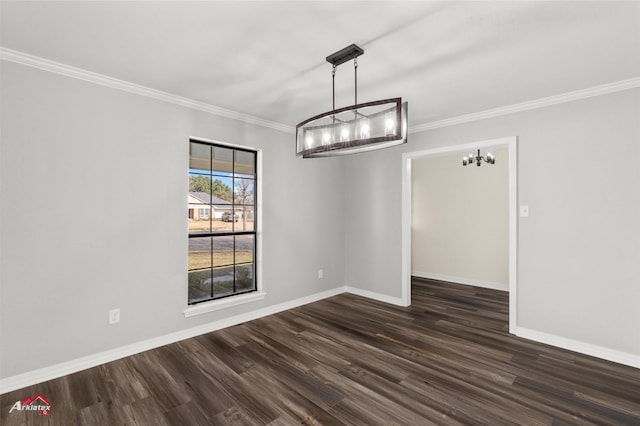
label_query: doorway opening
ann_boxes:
[401,136,518,333]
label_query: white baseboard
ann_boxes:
[345,286,406,306]
[5,285,635,394]
[0,286,347,394]
[516,326,640,369]
[412,271,508,292]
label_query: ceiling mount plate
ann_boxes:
[326,44,364,66]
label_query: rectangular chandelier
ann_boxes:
[296,44,408,158]
[296,98,407,158]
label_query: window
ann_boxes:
[188,140,257,304]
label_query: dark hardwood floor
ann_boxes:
[2,277,639,425]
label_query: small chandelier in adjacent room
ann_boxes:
[296,44,408,158]
[463,149,496,167]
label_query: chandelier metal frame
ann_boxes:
[296,44,408,158]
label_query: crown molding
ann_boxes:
[0,47,295,134]
[3,47,638,136]
[409,76,640,133]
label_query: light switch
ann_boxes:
[519,205,530,217]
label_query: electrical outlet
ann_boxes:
[109,308,120,324]
[318,269,324,279]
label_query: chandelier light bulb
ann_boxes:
[360,123,370,138]
[341,126,349,141]
[385,118,396,135]
[322,131,331,144]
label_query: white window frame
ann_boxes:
[184,137,264,317]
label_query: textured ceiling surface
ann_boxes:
[1,1,639,128]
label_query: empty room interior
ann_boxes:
[1,1,639,425]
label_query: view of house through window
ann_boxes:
[188,140,257,304]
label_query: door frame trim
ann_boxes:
[401,136,518,333]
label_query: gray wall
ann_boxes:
[412,147,509,289]
[2,59,638,379]
[344,88,640,356]
[0,61,345,378]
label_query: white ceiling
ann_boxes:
[1,1,639,130]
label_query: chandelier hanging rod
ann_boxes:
[329,44,363,111]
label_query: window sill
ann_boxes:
[183,291,266,318]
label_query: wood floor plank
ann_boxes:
[186,346,281,424]
[163,400,210,426]
[2,277,639,425]
[193,333,256,375]
[334,360,475,424]
[308,364,433,426]
[238,341,344,412]
[240,366,343,425]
